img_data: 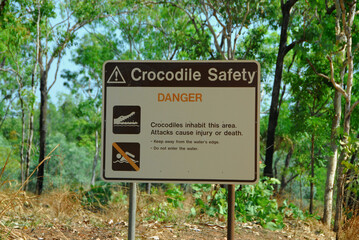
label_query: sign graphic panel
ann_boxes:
[112,142,140,171]
[113,106,141,134]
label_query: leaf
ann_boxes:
[263,221,280,230]
[190,207,196,216]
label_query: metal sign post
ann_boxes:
[128,182,136,240]
[227,184,236,239]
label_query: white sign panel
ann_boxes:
[102,61,260,184]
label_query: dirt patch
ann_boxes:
[9,217,335,239]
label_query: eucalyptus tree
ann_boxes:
[0,0,41,189]
[288,58,332,214]
[164,0,272,61]
[263,0,313,178]
[61,32,120,185]
[307,0,359,231]
[194,0,257,60]
[330,0,358,233]
[21,0,122,195]
[112,2,211,60]
[141,4,211,60]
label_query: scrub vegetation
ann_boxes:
[0,0,358,239]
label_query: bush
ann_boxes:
[0,135,19,186]
[192,177,304,230]
[236,177,284,230]
[80,184,112,210]
[165,184,185,208]
[45,133,93,189]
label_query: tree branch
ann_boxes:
[164,1,202,36]
[307,57,348,100]
[0,95,14,130]
[278,84,286,113]
[307,57,349,103]
[0,0,7,17]
[47,51,61,93]
[233,1,250,54]
[199,1,226,59]
[286,173,299,185]
[205,1,226,29]
[306,59,330,80]
[345,100,359,120]
[325,0,336,15]
[284,39,303,55]
[0,67,22,80]
[326,55,348,100]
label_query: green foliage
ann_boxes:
[113,3,211,60]
[147,202,177,222]
[111,189,128,204]
[165,184,185,208]
[79,184,112,209]
[279,200,305,220]
[45,132,93,189]
[145,184,185,222]
[192,178,304,230]
[191,184,219,217]
[76,184,128,211]
[0,135,18,185]
[236,178,285,230]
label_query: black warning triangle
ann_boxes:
[107,66,126,84]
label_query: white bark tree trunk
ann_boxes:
[91,130,99,185]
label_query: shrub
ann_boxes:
[80,184,112,210]
[192,177,303,230]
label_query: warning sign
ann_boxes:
[102,61,260,184]
[113,106,141,134]
[107,66,126,84]
[112,142,140,171]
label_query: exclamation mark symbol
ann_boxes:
[115,71,118,81]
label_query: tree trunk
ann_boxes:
[24,78,35,191]
[25,1,40,191]
[323,90,341,226]
[333,0,356,235]
[91,130,99,186]
[345,146,358,209]
[279,145,294,194]
[264,0,298,177]
[0,97,12,130]
[299,176,303,209]
[334,135,349,233]
[322,0,346,227]
[24,111,34,191]
[309,134,315,214]
[334,87,353,233]
[18,87,26,188]
[36,69,47,195]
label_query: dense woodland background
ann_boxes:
[0,0,358,238]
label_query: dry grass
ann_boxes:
[0,186,193,239]
[0,188,120,239]
[341,212,359,240]
[0,186,339,240]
